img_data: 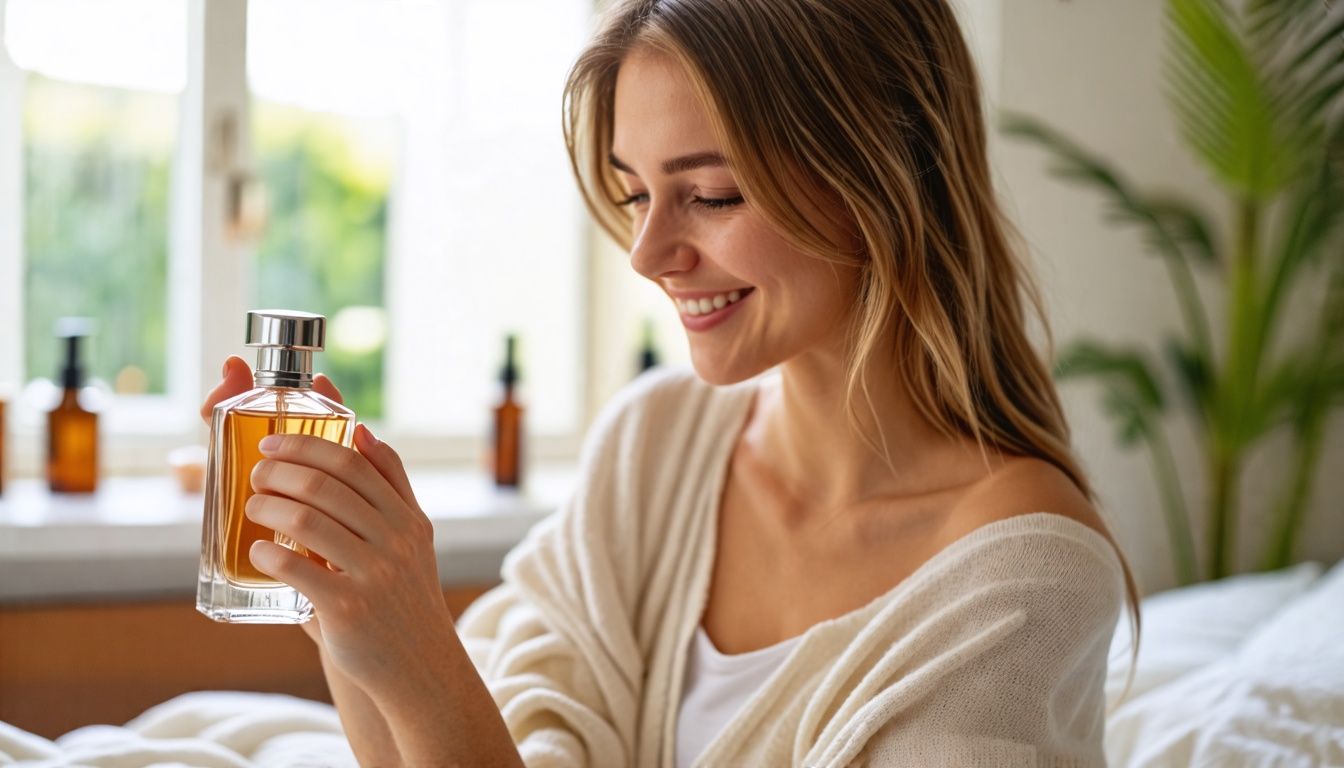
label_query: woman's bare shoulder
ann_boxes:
[946,456,1115,548]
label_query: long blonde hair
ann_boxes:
[564,0,1140,663]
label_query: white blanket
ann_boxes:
[1104,559,1344,767]
[0,691,355,767]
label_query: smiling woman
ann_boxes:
[184,0,1137,763]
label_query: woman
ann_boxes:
[203,0,1139,764]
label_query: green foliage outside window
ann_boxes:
[21,77,392,421]
[23,76,172,394]
[253,103,392,420]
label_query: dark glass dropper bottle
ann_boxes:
[493,334,524,488]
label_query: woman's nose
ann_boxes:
[629,206,697,280]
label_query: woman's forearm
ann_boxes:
[318,644,402,766]
[369,626,524,767]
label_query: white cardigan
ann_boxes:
[457,368,1123,767]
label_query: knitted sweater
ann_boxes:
[457,368,1123,767]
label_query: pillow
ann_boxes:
[1105,559,1344,767]
[1105,560,1323,710]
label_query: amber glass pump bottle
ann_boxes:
[48,320,98,493]
[492,334,524,488]
[197,310,355,624]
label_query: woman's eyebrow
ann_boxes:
[608,151,728,175]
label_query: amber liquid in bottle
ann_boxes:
[48,388,98,493]
[199,386,354,623]
[216,409,350,583]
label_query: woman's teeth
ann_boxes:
[676,289,747,316]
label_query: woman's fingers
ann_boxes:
[245,494,366,574]
[353,424,424,513]
[200,355,254,424]
[250,449,392,544]
[249,539,341,602]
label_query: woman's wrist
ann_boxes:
[366,621,522,766]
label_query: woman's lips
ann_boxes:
[675,287,755,332]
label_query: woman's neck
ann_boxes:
[744,344,1000,516]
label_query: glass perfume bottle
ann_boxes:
[197,310,355,623]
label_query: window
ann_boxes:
[3,0,186,440]
[0,0,599,475]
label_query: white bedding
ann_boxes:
[1105,559,1344,767]
[0,692,356,767]
[2,560,1342,767]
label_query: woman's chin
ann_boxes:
[688,350,768,387]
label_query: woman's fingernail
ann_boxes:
[222,359,231,378]
[259,435,282,453]
[357,423,379,447]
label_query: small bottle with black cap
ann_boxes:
[197,309,356,624]
[492,334,524,489]
[48,318,98,494]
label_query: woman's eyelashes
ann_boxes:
[615,191,745,210]
[694,194,746,210]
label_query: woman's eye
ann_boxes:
[616,192,649,207]
[693,195,747,209]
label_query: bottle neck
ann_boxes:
[253,347,314,389]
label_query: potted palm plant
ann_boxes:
[1003,0,1343,584]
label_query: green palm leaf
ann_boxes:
[1054,341,1166,413]
[1165,0,1294,198]
[1001,113,1217,356]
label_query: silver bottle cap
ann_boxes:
[245,309,324,388]
[245,309,325,350]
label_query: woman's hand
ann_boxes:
[243,418,454,699]
[201,355,345,645]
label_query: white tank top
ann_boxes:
[675,625,804,768]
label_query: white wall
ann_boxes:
[985,0,1344,593]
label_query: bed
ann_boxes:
[3,559,1342,767]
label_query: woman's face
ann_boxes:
[610,47,860,385]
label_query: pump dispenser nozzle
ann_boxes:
[54,317,94,390]
[500,334,520,389]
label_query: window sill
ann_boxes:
[0,466,575,603]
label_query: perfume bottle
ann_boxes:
[197,310,355,624]
[48,319,98,494]
[492,334,524,488]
